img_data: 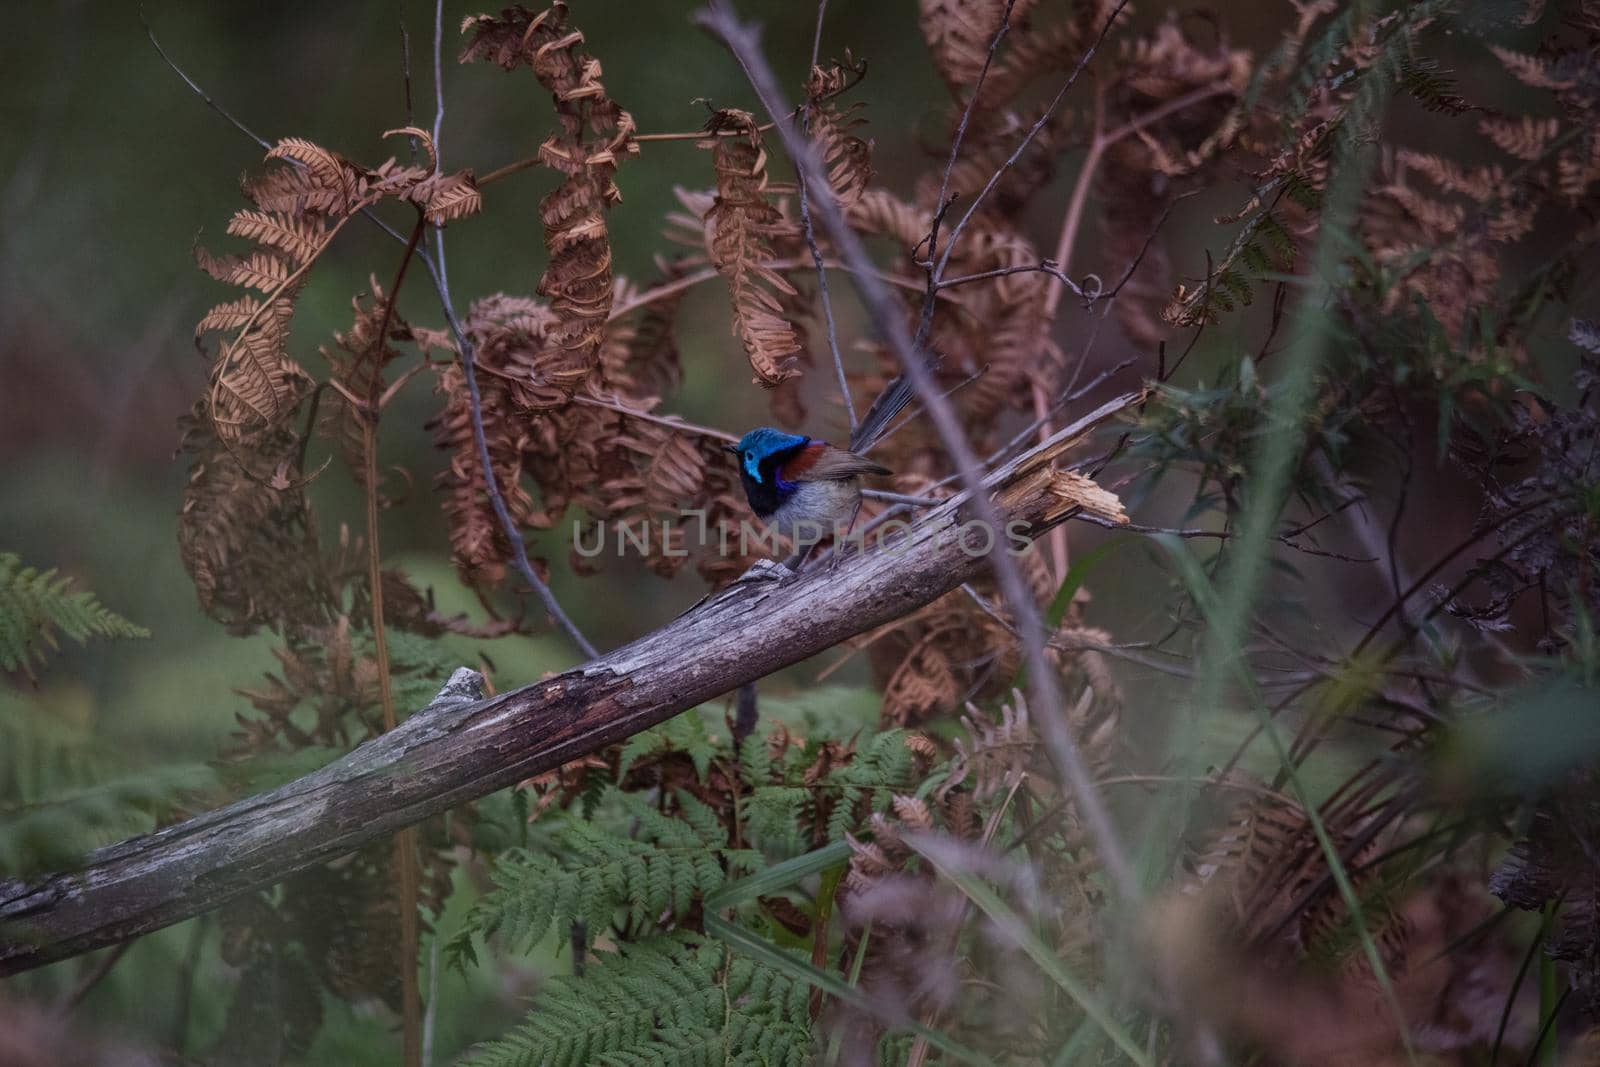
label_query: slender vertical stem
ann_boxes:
[363,214,428,1067]
[421,0,596,660]
[1032,91,1108,579]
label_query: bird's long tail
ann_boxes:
[849,374,917,454]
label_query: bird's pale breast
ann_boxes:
[767,478,860,544]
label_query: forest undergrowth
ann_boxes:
[4,0,1600,1064]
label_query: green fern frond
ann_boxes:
[462,936,814,1067]
[449,790,737,970]
[620,708,721,782]
[0,552,148,679]
[746,786,811,855]
[0,702,216,874]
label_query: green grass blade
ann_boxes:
[1012,537,1132,690]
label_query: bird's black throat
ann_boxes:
[738,440,808,519]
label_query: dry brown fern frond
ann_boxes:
[918,0,1036,98]
[426,294,561,586]
[1359,154,1503,345]
[1097,15,1250,348]
[224,209,328,264]
[602,270,688,401]
[177,405,335,635]
[233,619,378,748]
[941,694,1039,802]
[194,135,476,449]
[1184,781,1408,978]
[592,420,706,579]
[804,60,874,212]
[1396,150,1509,204]
[808,99,873,209]
[1184,784,1322,940]
[406,169,484,226]
[1478,114,1560,161]
[699,109,806,387]
[317,281,418,486]
[462,2,637,410]
[429,366,532,588]
[192,224,312,447]
[1489,43,1576,91]
[880,628,964,727]
[848,189,1049,427]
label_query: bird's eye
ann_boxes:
[743,452,753,463]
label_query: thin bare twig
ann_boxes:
[571,393,737,443]
[431,0,444,150]
[141,9,272,152]
[915,0,1019,348]
[931,0,1131,284]
[697,0,1138,901]
[937,258,1095,296]
[475,64,868,182]
[863,488,948,508]
[55,939,132,1013]
[793,0,855,431]
[407,0,595,660]
[607,255,923,324]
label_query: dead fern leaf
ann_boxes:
[808,99,873,209]
[226,210,329,263]
[195,247,295,293]
[1488,44,1575,90]
[604,271,687,400]
[462,3,638,410]
[1555,135,1600,205]
[177,407,334,635]
[881,631,960,726]
[243,164,350,216]
[408,170,483,225]
[429,361,534,588]
[940,693,1039,802]
[701,112,805,386]
[319,282,414,485]
[427,294,558,585]
[267,137,352,190]
[1478,115,1560,160]
[1396,150,1507,203]
[918,0,1036,96]
[194,295,264,343]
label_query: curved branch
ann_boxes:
[0,395,1136,976]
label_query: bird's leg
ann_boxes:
[829,500,863,573]
[735,557,796,584]
[784,542,819,573]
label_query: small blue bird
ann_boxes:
[727,377,914,560]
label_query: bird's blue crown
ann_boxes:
[734,427,809,483]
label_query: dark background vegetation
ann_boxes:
[2,0,1594,1063]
